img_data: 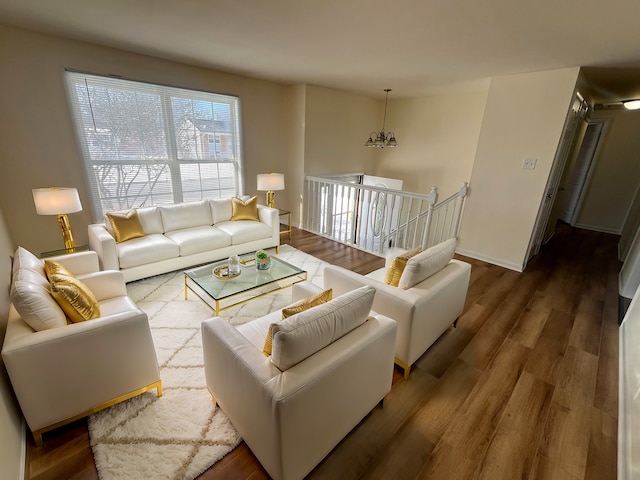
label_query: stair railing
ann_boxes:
[303,175,469,256]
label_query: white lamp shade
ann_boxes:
[257,173,285,191]
[32,187,82,215]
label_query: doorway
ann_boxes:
[558,120,606,225]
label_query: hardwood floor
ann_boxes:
[25,224,620,480]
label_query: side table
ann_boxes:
[40,244,89,259]
[278,209,292,241]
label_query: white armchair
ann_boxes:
[202,283,397,480]
[2,247,161,445]
[324,253,471,379]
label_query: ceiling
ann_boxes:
[2,0,640,100]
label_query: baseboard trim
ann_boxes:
[573,222,622,235]
[456,248,524,272]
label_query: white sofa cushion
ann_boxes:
[10,280,67,331]
[209,199,233,224]
[270,285,375,370]
[159,201,213,232]
[164,226,232,256]
[215,220,273,245]
[117,234,180,269]
[398,238,457,289]
[136,206,164,234]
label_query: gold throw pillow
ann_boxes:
[44,260,74,281]
[231,196,259,221]
[384,248,422,287]
[49,273,101,323]
[106,209,145,243]
[262,288,333,356]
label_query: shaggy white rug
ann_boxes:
[88,245,328,480]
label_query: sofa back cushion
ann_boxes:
[160,201,213,232]
[136,206,164,234]
[270,285,375,370]
[209,198,233,224]
[398,238,457,289]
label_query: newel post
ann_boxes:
[421,186,439,249]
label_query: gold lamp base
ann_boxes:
[266,191,276,209]
[57,214,76,251]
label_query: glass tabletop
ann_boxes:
[184,252,307,313]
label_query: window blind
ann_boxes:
[64,71,243,219]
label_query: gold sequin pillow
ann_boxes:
[105,209,145,243]
[49,274,100,323]
[44,260,74,281]
[231,196,259,221]
[262,288,333,356]
[383,248,422,287]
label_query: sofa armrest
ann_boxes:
[88,223,119,271]
[258,205,280,247]
[257,205,278,227]
[2,309,159,431]
[77,270,128,301]
[46,251,100,275]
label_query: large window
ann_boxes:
[65,71,243,218]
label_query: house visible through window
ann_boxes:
[64,71,243,218]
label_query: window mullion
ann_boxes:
[161,91,183,203]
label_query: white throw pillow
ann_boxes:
[209,198,233,224]
[270,285,375,370]
[398,238,457,290]
[12,246,43,276]
[11,280,67,331]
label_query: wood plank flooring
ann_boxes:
[25,223,620,480]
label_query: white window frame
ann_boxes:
[64,71,244,219]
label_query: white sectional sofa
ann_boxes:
[88,199,280,282]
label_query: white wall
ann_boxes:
[575,109,640,234]
[459,68,580,270]
[375,89,489,196]
[0,208,24,480]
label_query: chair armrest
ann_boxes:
[88,224,119,271]
[46,251,100,275]
[324,264,416,324]
[77,270,128,301]
[292,281,323,302]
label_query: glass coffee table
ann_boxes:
[184,252,307,315]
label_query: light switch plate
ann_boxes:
[522,158,537,170]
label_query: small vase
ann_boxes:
[256,251,271,270]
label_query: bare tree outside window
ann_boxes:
[65,72,243,219]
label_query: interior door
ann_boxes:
[558,121,604,224]
[527,93,589,261]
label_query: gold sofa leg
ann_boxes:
[395,358,412,380]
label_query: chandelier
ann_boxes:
[364,88,398,148]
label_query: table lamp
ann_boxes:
[32,187,83,251]
[257,173,285,209]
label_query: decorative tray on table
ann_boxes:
[212,265,241,280]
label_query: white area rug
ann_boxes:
[88,245,328,480]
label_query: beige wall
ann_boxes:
[0,209,24,480]
[576,109,640,234]
[0,24,293,254]
[459,68,580,270]
[303,84,377,177]
[375,89,489,196]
